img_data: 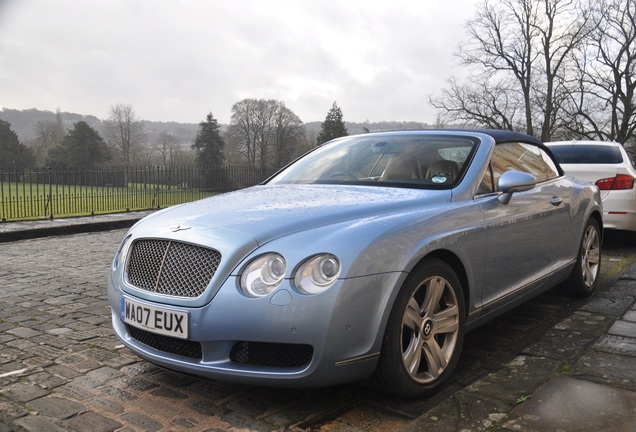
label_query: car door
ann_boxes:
[477,142,571,309]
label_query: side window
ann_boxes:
[540,149,560,179]
[477,162,494,194]
[490,142,559,190]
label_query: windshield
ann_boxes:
[267,133,478,188]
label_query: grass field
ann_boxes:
[0,182,215,221]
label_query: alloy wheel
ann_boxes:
[401,275,460,384]
[581,224,600,289]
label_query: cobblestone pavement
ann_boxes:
[0,228,635,431]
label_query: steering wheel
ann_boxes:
[328,171,358,181]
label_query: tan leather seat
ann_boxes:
[380,153,424,181]
[425,160,461,183]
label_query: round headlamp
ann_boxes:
[295,254,341,295]
[240,253,286,297]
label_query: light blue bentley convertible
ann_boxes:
[108,130,602,397]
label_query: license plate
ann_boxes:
[121,297,189,340]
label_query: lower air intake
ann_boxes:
[127,326,202,360]
[230,341,313,368]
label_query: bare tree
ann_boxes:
[105,104,145,166]
[430,76,522,130]
[253,100,278,168]
[155,131,179,167]
[32,108,66,165]
[432,0,589,141]
[229,99,259,168]
[222,131,246,165]
[533,0,592,140]
[171,147,196,166]
[272,103,305,166]
[566,0,636,143]
[229,99,305,168]
[461,0,540,135]
[34,122,63,165]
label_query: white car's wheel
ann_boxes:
[374,258,465,398]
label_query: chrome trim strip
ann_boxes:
[335,352,380,366]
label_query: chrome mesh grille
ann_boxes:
[126,239,221,298]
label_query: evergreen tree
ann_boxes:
[0,120,35,169]
[316,102,348,145]
[192,113,226,167]
[47,121,110,167]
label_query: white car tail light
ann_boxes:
[595,174,634,190]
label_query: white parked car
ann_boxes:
[546,140,636,232]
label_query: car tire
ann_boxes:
[562,217,602,297]
[373,257,465,398]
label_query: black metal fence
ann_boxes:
[0,165,278,222]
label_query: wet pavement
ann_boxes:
[0,213,635,431]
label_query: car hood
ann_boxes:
[135,184,449,246]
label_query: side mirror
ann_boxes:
[498,171,537,204]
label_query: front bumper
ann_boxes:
[108,271,403,388]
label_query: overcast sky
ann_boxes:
[0,0,477,125]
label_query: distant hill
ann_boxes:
[0,108,103,142]
[0,108,432,146]
[0,108,201,148]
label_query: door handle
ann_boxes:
[551,196,563,206]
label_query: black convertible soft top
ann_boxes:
[446,129,543,146]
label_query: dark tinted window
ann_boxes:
[549,145,623,164]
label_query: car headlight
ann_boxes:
[295,254,341,295]
[240,253,286,297]
[113,235,133,270]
